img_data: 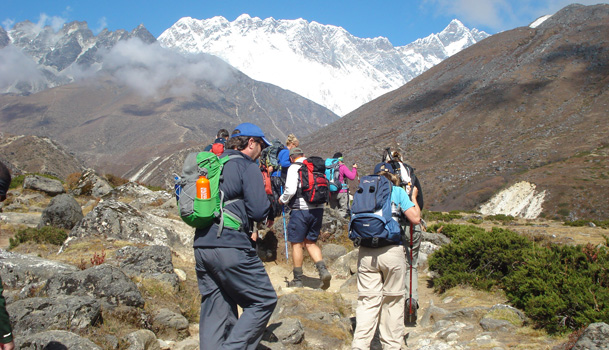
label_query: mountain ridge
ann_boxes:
[158,15,488,115]
[301,3,609,220]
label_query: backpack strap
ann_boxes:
[216,154,246,238]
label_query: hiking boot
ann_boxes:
[287,279,304,288]
[315,261,332,290]
[287,267,304,288]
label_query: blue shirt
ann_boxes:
[271,148,291,177]
[391,185,414,217]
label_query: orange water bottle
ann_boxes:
[196,175,210,199]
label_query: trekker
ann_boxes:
[193,123,277,350]
[351,162,420,350]
[278,147,332,290]
[328,152,358,218]
[203,128,230,155]
[0,161,15,350]
[389,150,425,323]
[270,134,299,179]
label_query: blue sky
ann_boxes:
[3,0,608,46]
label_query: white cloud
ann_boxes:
[0,45,43,90]
[94,16,107,34]
[101,38,234,97]
[2,19,15,31]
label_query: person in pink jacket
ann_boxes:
[328,152,358,218]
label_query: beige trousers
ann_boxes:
[352,245,407,350]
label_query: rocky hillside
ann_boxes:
[302,4,609,220]
[0,133,84,179]
[0,51,338,180]
[1,171,608,349]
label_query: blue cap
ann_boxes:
[232,123,272,147]
[374,162,395,174]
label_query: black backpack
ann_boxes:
[296,156,329,205]
[261,140,285,169]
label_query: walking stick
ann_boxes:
[408,222,415,323]
[280,185,289,261]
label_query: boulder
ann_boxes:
[572,322,609,350]
[0,249,78,289]
[103,181,172,209]
[70,168,113,197]
[123,329,161,350]
[41,264,145,308]
[23,175,65,196]
[321,243,348,264]
[17,330,102,350]
[152,308,189,340]
[7,295,101,337]
[419,300,450,327]
[421,231,451,246]
[38,193,84,229]
[63,199,193,251]
[115,245,178,288]
[330,249,358,279]
[263,318,305,345]
[0,212,41,227]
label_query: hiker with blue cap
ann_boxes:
[193,122,277,350]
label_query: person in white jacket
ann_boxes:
[279,147,332,289]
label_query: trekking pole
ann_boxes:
[280,185,289,261]
[408,222,414,323]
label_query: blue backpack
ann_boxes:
[348,175,402,247]
[325,158,341,192]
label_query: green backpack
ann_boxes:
[175,151,242,237]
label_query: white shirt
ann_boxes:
[279,156,325,210]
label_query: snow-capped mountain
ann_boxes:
[1,21,156,94]
[158,15,489,115]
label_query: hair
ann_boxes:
[333,152,343,159]
[392,151,403,162]
[226,135,249,151]
[378,171,400,186]
[286,134,299,147]
[226,132,265,151]
[0,161,11,201]
[217,129,229,139]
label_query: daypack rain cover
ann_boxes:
[348,175,402,247]
[325,158,341,192]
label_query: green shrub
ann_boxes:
[486,214,516,223]
[467,218,483,225]
[563,220,609,229]
[9,175,24,189]
[428,223,609,334]
[504,243,609,334]
[423,210,461,222]
[429,225,533,293]
[9,226,68,249]
[9,173,63,189]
